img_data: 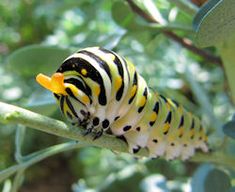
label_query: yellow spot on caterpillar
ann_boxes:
[139,96,146,106]
[199,130,203,134]
[166,103,171,110]
[130,85,137,97]
[163,123,170,133]
[72,64,76,68]
[150,112,157,121]
[81,95,90,104]
[178,106,183,114]
[190,129,195,137]
[81,69,87,76]
[178,127,184,137]
[94,85,100,96]
[114,76,122,90]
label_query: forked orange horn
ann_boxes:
[36,73,67,95]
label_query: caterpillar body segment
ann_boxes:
[36,47,208,160]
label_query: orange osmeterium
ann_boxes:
[36,73,68,95]
[36,73,90,105]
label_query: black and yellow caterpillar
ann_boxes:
[36,47,208,160]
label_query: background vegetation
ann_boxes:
[0,0,235,191]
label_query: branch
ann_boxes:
[0,102,235,170]
[125,0,222,65]
[0,102,136,156]
[191,152,235,169]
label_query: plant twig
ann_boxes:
[126,0,156,22]
[11,169,25,192]
[0,141,87,182]
[0,102,235,172]
[190,152,235,169]
[0,102,141,156]
[15,125,26,163]
[125,0,222,65]
[164,31,222,65]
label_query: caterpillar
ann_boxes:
[36,47,208,160]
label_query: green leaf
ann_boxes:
[193,0,235,47]
[191,164,214,192]
[217,33,235,104]
[191,164,231,192]
[7,45,71,77]
[204,169,231,192]
[193,0,221,31]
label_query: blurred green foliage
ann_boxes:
[0,0,235,191]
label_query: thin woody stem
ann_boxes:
[125,0,222,65]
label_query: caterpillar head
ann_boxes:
[36,72,91,127]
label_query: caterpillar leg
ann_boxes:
[124,130,149,154]
[165,141,182,160]
[93,129,103,140]
[181,143,195,160]
[83,127,93,136]
[147,137,167,158]
[83,118,105,140]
